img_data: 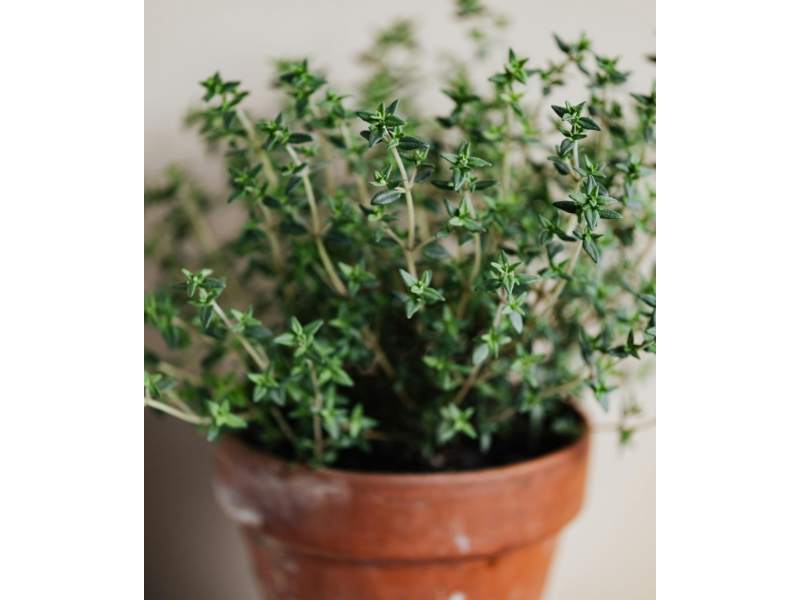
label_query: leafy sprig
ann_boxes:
[145,9,656,469]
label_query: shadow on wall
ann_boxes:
[145,412,259,599]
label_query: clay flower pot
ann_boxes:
[214,426,589,600]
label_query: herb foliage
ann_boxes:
[145,1,655,470]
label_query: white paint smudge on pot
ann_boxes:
[213,484,264,527]
[453,532,471,553]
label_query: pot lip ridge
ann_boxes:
[219,410,589,487]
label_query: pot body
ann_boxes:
[214,432,589,600]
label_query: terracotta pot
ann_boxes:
[213,427,589,600]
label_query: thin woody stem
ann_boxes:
[307,361,324,462]
[308,104,335,194]
[268,406,299,448]
[205,303,297,446]
[572,139,580,171]
[389,146,418,273]
[536,240,582,318]
[490,358,628,426]
[144,397,211,426]
[470,234,482,286]
[593,416,656,433]
[257,204,282,267]
[211,301,269,370]
[362,326,413,405]
[382,224,416,277]
[362,328,396,380]
[454,291,507,405]
[340,123,370,206]
[632,235,656,273]
[534,138,584,319]
[286,145,348,296]
[285,145,398,400]
[165,389,194,415]
[410,165,431,242]
[177,184,217,256]
[236,107,279,187]
[235,107,282,266]
[146,395,286,441]
[457,194,482,319]
[501,104,513,196]
[157,361,202,387]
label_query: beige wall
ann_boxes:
[145,1,655,598]
[145,0,655,182]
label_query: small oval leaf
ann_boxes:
[472,343,490,366]
[371,189,403,206]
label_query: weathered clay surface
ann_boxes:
[214,429,589,599]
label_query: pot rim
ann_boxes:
[223,409,589,486]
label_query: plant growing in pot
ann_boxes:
[144,3,655,598]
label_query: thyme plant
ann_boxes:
[145,3,655,470]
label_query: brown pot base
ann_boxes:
[214,425,589,600]
[244,529,558,600]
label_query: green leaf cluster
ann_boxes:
[145,2,656,470]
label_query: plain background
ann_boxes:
[145,1,655,598]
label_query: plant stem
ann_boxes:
[531,135,584,319]
[381,223,404,247]
[470,233,482,286]
[161,385,194,412]
[454,291,507,405]
[501,104,513,196]
[235,107,282,266]
[466,194,481,286]
[416,207,430,242]
[457,194,482,319]
[307,361,324,462]
[382,224,416,276]
[362,328,396,379]
[410,164,431,242]
[453,364,481,407]
[536,240,582,318]
[632,234,656,273]
[157,361,202,386]
[593,416,656,433]
[456,241,481,320]
[542,358,624,398]
[285,146,399,405]
[286,145,348,296]
[389,146,416,252]
[236,107,279,187]
[206,305,298,447]
[211,301,269,370]
[539,373,585,399]
[340,123,370,206]
[306,105,334,195]
[177,184,217,256]
[572,139,580,171]
[256,205,283,267]
[144,396,211,426]
[268,406,299,448]
[595,89,609,159]
[489,358,626,426]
